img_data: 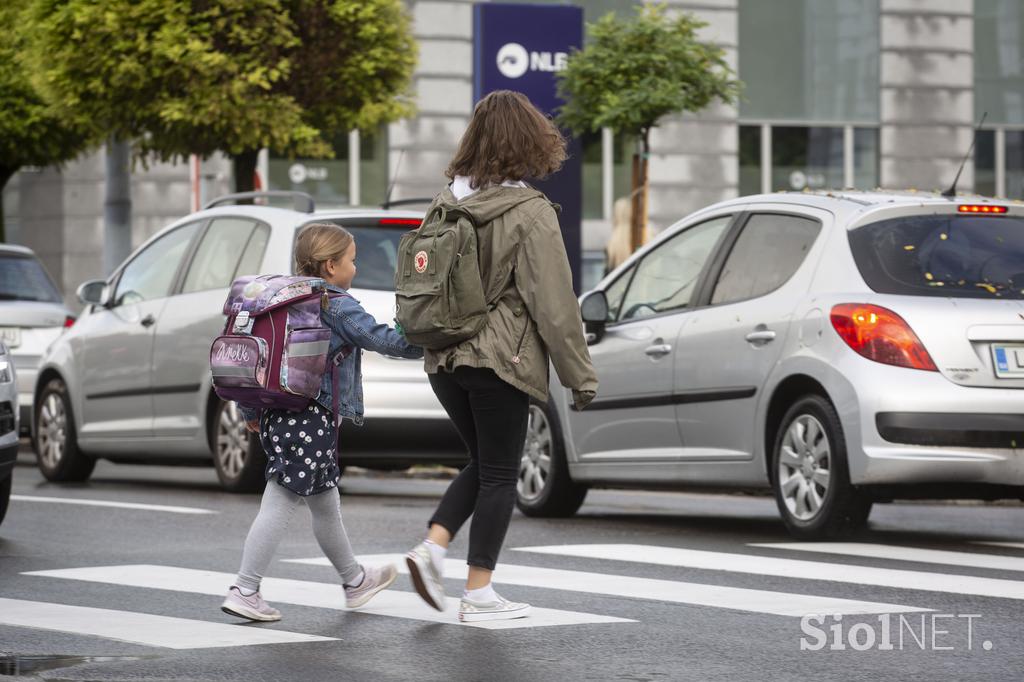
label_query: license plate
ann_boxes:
[992,343,1024,378]
[0,327,20,349]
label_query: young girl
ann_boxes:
[405,90,598,622]
[222,222,423,622]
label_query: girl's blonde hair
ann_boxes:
[294,222,354,277]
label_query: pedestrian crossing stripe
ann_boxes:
[514,544,1024,601]
[973,541,1024,551]
[286,554,928,618]
[0,597,335,649]
[748,542,1024,572]
[21,565,632,630]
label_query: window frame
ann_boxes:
[604,213,739,327]
[695,210,824,309]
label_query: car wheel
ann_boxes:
[771,394,872,539]
[515,399,588,517]
[34,378,95,482]
[212,401,266,493]
[0,473,11,526]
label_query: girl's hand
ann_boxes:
[245,419,260,433]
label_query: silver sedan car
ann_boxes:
[517,190,1024,539]
[32,192,458,492]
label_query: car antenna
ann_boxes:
[383,149,405,209]
[942,111,987,198]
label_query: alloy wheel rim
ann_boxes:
[217,402,251,479]
[778,414,832,521]
[517,405,553,502]
[38,393,67,470]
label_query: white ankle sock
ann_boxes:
[464,583,498,603]
[423,539,447,573]
[344,569,365,588]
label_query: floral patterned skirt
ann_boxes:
[259,402,340,496]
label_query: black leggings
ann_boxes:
[428,366,530,571]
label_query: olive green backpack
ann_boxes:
[394,205,489,349]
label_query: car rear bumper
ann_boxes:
[846,361,1024,486]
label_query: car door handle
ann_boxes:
[745,330,776,344]
[140,314,156,328]
[644,343,673,357]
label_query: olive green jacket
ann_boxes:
[422,185,598,405]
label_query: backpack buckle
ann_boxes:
[233,310,252,333]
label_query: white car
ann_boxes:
[518,190,1024,539]
[32,192,459,492]
[0,244,76,433]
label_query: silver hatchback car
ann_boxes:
[516,190,1024,539]
[32,192,458,492]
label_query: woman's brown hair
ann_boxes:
[445,90,567,189]
[294,222,354,277]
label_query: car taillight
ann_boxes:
[830,304,937,372]
[64,316,76,328]
[379,218,422,226]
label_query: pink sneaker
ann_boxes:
[344,564,397,609]
[221,586,282,622]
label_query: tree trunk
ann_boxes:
[630,150,642,253]
[0,165,16,244]
[232,149,259,203]
[104,138,132,275]
[639,128,650,248]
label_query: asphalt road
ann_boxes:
[2,443,1023,682]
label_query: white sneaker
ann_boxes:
[221,586,282,622]
[344,564,397,609]
[458,593,531,623]
[406,542,446,612]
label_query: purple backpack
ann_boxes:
[210,275,349,420]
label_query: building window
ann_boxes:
[738,0,880,123]
[975,0,1024,126]
[976,128,1024,199]
[739,124,879,194]
[267,126,389,207]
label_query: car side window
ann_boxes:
[113,222,202,306]
[233,224,271,279]
[603,264,635,322]
[710,213,821,305]
[617,216,732,321]
[181,218,261,294]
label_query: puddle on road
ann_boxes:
[0,653,159,677]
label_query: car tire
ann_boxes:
[0,473,11,526]
[515,399,588,518]
[771,394,872,540]
[212,401,267,493]
[34,378,96,482]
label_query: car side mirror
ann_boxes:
[76,279,109,307]
[580,290,609,345]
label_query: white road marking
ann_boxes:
[515,544,1024,601]
[0,597,334,649]
[11,495,215,515]
[22,565,630,630]
[285,554,927,618]
[973,541,1024,551]
[749,542,1024,572]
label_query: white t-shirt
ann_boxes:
[451,175,527,201]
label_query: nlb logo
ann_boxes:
[496,42,568,79]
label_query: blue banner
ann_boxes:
[473,2,584,293]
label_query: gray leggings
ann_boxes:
[236,481,361,592]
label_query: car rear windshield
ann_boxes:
[296,223,411,291]
[849,214,1024,299]
[0,253,63,303]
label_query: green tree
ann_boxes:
[0,0,90,243]
[557,3,740,252]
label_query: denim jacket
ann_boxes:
[240,285,422,426]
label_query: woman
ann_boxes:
[405,90,598,622]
